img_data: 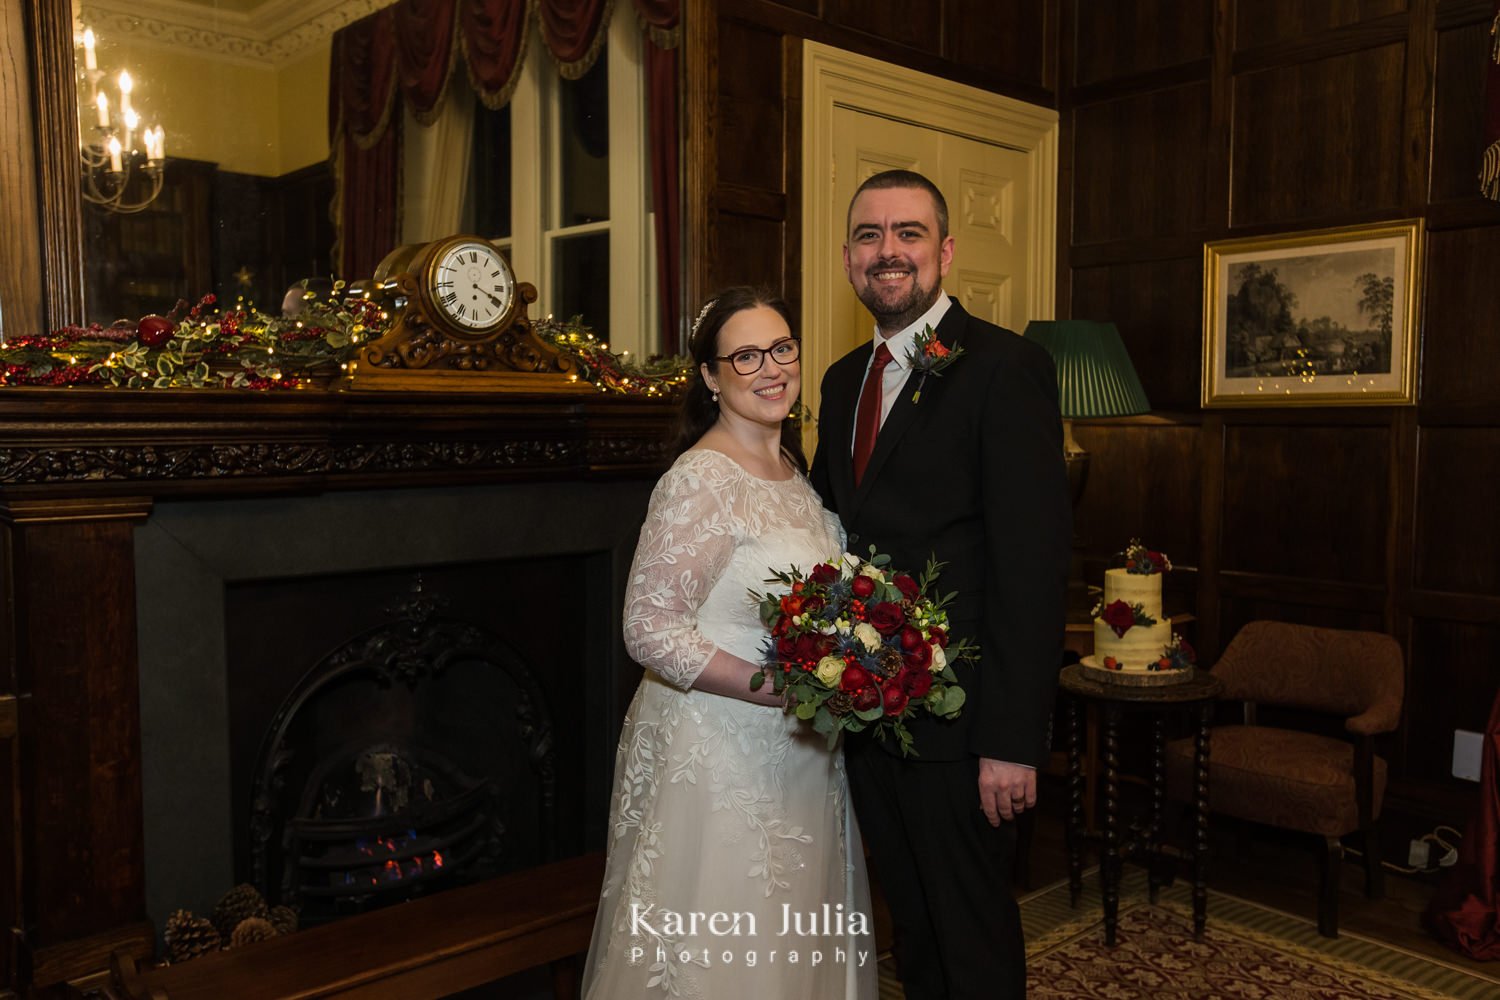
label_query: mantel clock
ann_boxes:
[345,235,589,392]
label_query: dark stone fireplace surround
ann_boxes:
[136,478,650,927]
[0,388,671,993]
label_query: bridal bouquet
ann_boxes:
[751,550,971,756]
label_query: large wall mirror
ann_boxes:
[52,0,674,357]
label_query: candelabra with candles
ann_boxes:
[77,26,167,214]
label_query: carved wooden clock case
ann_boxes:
[344,235,590,392]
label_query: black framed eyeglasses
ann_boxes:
[714,338,800,376]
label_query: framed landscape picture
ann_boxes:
[1201,220,1422,407]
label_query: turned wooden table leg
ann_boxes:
[1067,695,1084,906]
[1149,714,1165,903]
[1103,704,1121,947]
[1193,703,1212,939]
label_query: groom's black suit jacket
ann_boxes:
[810,300,1071,764]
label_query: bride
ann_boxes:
[581,288,875,999]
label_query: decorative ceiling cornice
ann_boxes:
[78,0,399,67]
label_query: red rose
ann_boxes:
[1147,551,1168,574]
[899,626,924,652]
[902,641,932,670]
[882,682,909,716]
[851,685,881,711]
[1100,600,1137,638]
[868,601,905,636]
[851,575,876,599]
[802,596,825,616]
[925,339,951,358]
[810,563,839,585]
[928,626,949,648]
[902,669,933,698]
[793,634,822,664]
[840,665,872,692]
[776,636,797,660]
[893,574,920,601]
[815,634,837,659]
[780,594,805,616]
[1176,637,1197,664]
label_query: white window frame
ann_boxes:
[508,17,654,358]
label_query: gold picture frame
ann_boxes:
[1201,219,1422,407]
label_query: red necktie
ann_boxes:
[852,342,894,486]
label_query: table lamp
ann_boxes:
[1022,320,1151,509]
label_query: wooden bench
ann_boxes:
[109,852,605,1000]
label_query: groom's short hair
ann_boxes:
[847,169,950,241]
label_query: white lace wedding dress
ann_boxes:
[582,449,876,999]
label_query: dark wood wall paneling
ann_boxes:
[1064,0,1500,832]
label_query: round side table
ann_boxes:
[1059,663,1221,945]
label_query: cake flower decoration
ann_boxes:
[1094,598,1158,638]
[1124,538,1172,575]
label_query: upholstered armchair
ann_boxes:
[1164,621,1405,937]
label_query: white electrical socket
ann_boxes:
[1453,729,1484,782]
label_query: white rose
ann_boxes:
[854,622,882,653]
[859,564,886,582]
[814,655,845,686]
[929,644,947,672]
[839,552,863,574]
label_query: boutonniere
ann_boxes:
[906,324,965,403]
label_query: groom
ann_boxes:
[810,169,1070,999]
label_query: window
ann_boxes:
[465,16,655,358]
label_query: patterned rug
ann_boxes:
[877,869,1500,999]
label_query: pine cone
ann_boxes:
[877,647,904,677]
[229,916,278,949]
[826,691,854,717]
[268,904,299,935]
[164,909,221,963]
[211,883,269,938]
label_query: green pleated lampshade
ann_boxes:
[1022,320,1151,418]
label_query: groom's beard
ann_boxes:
[856,258,942,333]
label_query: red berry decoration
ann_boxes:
[137,315,174,347]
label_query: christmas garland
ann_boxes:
[0,292,693,397]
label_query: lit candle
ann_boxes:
[118,70,133,116]
[107,135,122,172]
[156,126,166,160]
[82,27,97,71]
[123,107,138,152]
[95,90,109,128]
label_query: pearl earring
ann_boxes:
[711,390,719,403]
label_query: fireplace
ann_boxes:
[132,479,652,933]
[244,576,563,923]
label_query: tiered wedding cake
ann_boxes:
[1082,541,1194,684]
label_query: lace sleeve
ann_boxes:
[622,459,738,690]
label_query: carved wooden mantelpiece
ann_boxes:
[0,388,674,498]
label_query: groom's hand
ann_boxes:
[979,757,1037,826]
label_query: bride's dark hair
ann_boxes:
[672,286,807,471]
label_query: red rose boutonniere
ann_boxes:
[907,324,965,404]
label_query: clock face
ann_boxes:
[429,240,515,332]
